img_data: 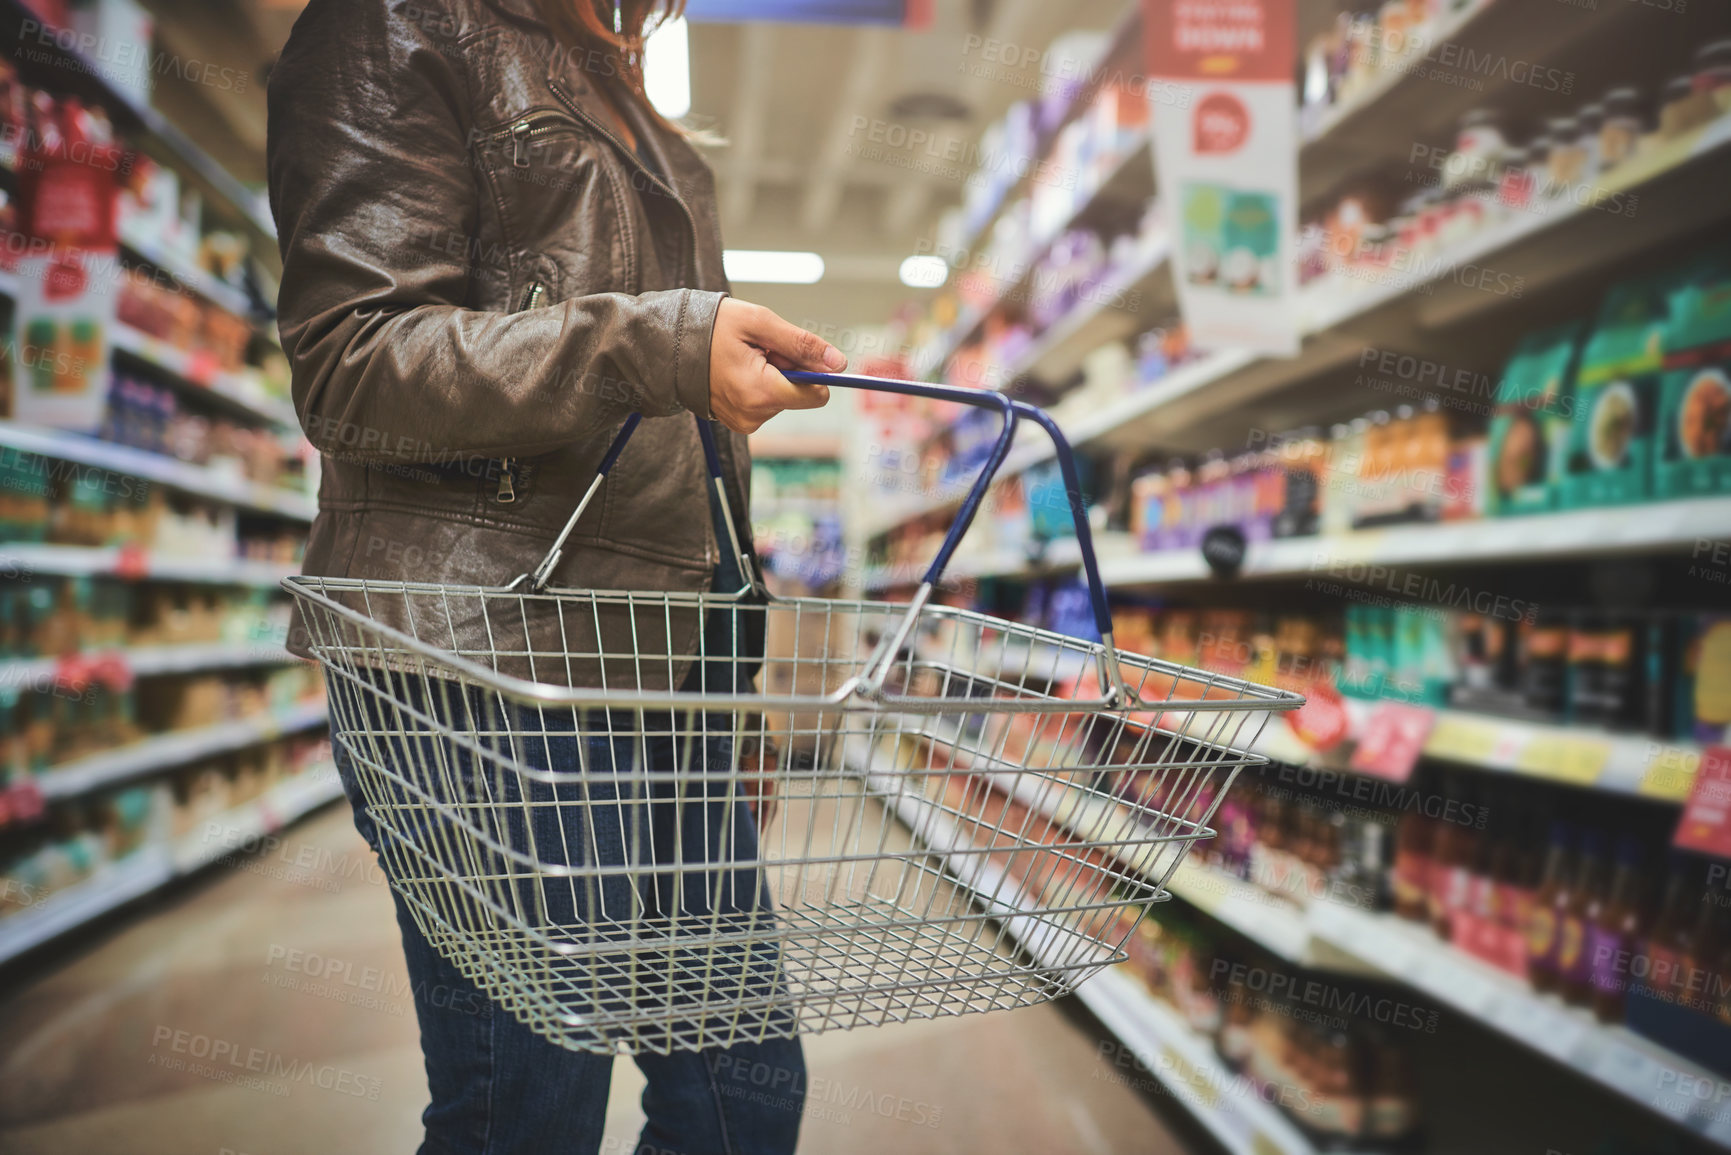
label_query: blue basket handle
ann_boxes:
[782,372,1131,706]
[523,371,1132,705]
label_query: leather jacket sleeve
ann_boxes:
[265,0,722,464]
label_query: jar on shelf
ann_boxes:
[1496,143,1536,215]
[1544,116,1587,192]
[1446,109,1507,190]
[1660,73,1714,139]
[1573,102,1605,187]
[1599,87,1647,171]
[1694,38,1731,111]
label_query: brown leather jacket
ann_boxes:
[267,0,751,677]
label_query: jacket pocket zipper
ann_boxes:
[498,113,580,168]
[494,278,548,504]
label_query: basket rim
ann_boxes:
[284,573,1306,716]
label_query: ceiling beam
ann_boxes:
[720,24,775,233]
[798,27,892,235]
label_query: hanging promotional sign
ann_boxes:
[1144,0,1299,356]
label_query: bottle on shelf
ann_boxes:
[1589,835,1650,1023]
[1527,820,1576,994]
[1391,806,1436,923]
[1558,828,1610,1007]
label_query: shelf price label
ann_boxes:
[1424,714,1500,765]
[113,545,150,580]
[1518,735,1610,787]
[1638,744,1700,802]
[185,349,222,387]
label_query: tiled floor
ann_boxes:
[0,804,1194,1155]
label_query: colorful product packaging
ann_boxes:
[1487,321,1584,516]
[1564,273,1675,507]
[1654,247,1731,497]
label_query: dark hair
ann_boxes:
[531,0,688,133]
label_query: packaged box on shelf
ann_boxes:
[1487,321,1583,517]
[1564,273,1674,508]
[1654,249,1731,498]
[1656,364,1731,497]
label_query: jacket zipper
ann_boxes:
[546,79,746,565]
[499,113,574,168]
[494,279,548,503]
[546,80,701,281]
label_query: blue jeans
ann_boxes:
[328,669,804,1155]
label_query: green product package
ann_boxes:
[1486,320,1584,516]
[1655,363,1731,497]
[1564,272,1676,508]
[1654,247,1731,498]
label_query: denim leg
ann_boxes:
[327,672,802,1155]
[335,736,619,1155]
[633,1036,806,1155]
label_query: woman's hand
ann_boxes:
[708,299,845,435]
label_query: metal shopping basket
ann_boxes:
[285,372,1303,1055]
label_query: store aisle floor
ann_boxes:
[0,804,1191,1155]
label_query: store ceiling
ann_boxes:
[141,0,1123,332]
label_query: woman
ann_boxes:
[266,1,843,1151]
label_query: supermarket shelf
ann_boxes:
[1104,497,1731,582]
[856,352,1255,541]
[875,114,1731,542]
[1300,0,1677,205]
[1308,901,1731,1147]
[912,135,1158,381]
[37,698,329,802]
[856,743,1344,1155]
[1163,859,1374,974]
[0,767,342,967]
[898,617,1708,803]
[1073,968,1347,1155]
[0,639,296,690]
[1001,239,1172,388]
[0,422,316,522]
[0,0,277,244]
[110,323,296,429]
[0,543,298,586]
[919,6,1146,341]
[902,496,1731,590]
[119,233,257,323]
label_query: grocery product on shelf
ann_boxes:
[1486,321,1582,516]
[99,372,304,489]
[1119,903,1425,1148]
[0,662,321,783]
[0,733,332,920]
[0,448,305,562]
[0,576,288,660]
[749,457,846,589]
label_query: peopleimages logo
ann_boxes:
[149,1026,383,1100]
[1208,961,1442,1034]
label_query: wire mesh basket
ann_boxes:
[286,373,1303,1055]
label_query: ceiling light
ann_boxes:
[645,16,691,120]
[899,255,949,289]
[724,250,826,284]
